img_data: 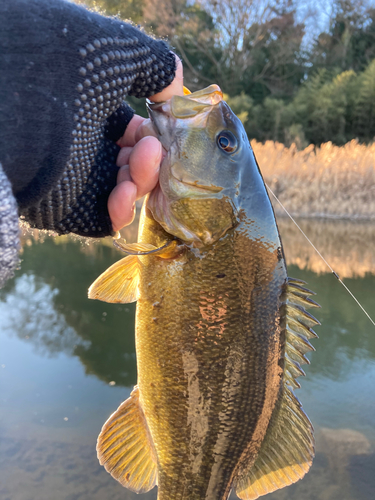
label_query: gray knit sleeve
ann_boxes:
[0,163,20,289]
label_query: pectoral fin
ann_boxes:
[88,255,140,303]
[97,387,157,493]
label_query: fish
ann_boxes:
[88,85,320,500]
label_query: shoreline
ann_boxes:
[19,216,375,280]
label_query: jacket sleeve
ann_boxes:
[0,0,176,238]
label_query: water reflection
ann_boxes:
[278,218,375,278]
[287,265,375,380]
[7,219,375,385]
[1,218,375,500]
[1,237,137,387]
[20,214,375,279]
[1,434,157,500]
[0,274,89,357]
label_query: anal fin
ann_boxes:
[97,387,157,493]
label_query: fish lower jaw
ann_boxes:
[148,184,226,247]
[147,186,199,244]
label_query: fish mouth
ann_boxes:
[147,86,225,197]
[146,85,223,148]
[146,85,223,118]
[147,109,223,196]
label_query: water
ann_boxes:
[1,219,374,500]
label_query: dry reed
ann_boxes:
[252,140,375,220]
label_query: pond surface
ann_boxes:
[1,219,374,500]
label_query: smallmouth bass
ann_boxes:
[89,85,320,500]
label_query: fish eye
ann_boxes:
[217,131,238,154]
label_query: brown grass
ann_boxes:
[252,140,375,220]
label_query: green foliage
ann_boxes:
[143,0,220,89]
[72,0,375,146]
[291,69,357,145]
[234,62,375,146]
[288,63,375,145]
[354,59,375,141]
[239,11,307,102]
[285,123,307,150]
[223,93,253,126]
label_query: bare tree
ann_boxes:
[144,0,306,95]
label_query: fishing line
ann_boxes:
[266,184,375,328]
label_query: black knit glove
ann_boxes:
[0,0,176,239]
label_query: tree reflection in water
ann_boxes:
[0,274,89,356]
[0,237,137,387]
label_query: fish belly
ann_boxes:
[136,212,286,500]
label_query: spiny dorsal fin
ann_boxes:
[286,303,320,329]
[234,278,318,500]
[97,387,157,493]
[285,278,320,310]
[285,277,319,386]
[88,254,140,303]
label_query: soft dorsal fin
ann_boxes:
[234,278,319,500]
[235,386,314,500]
[97,387,157,493]
[88,254,140,303]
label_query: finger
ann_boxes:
[116,147,133,167]
[129,136,162,199]
[149,54,184,102]
[134,118,158,143]
[117,114,146,148]
[108,181,137,232]
[117,164,132,184]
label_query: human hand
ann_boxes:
[108,55,184,232]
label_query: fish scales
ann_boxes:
[89,85,318,500]
[136,205,285,499]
